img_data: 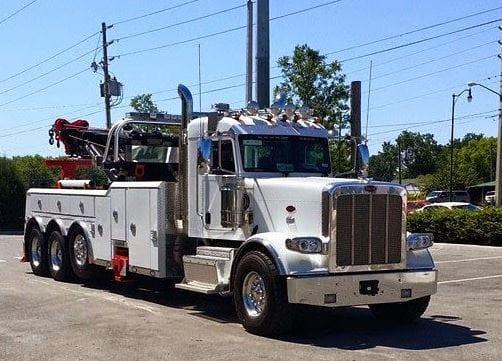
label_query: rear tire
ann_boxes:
[28,228,49,277]
[48,231,73,282]
[233,250,293,335]
[68,230,92,280]
[369,296,431,323]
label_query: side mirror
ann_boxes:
[357,144,369,168]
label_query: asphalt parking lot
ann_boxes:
[1,235,501,361]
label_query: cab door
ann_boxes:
[201,138,236,230]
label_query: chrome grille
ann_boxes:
[335,193,402,266]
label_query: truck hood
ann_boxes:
[247,176,367,236]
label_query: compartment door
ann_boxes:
[110,188,126,241]
[126,188,152,270]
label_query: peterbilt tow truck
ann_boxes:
[23,85,437,335]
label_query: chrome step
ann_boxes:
[175,247,236,294]
[196,246,234,259]
[175,280,226,294]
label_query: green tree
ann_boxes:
[428,135,497,191]
[13,155,59,189]
[273,44,349,128]
[396,131,442,179]
[369,131,443,182]
[0,157,25,230]
[369,141,398,181]
[329,139,352,175]
[130,94,159,113]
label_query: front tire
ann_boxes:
[233,251,293,335]
[28,228,49,277]
[48,231,73,282]
[68,230,92,280]
[369,296,431,323]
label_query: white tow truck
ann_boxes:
[23,85,437,335]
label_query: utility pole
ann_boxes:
[101,22,112,129]
[496,31,502,206]
[398,140,402,185]
[245,0,253,105]
[256,0,269,108]
[350,81,362,170]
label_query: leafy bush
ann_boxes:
[13,155,59,188]
[407,207,502,246]
[0,156,59,230]
[0,157,26,230]
[75,166,109,188]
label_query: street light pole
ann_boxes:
[467,82,502,206]
[450,89,472,202]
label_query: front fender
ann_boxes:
[234,232,329,276]
[406,248,435,269]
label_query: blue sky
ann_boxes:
[0,0,500,157]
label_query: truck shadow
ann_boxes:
[82,277,487,351]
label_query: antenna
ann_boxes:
[365,60,373,140]
[198,44,202,114]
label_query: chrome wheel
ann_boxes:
[73,234,88,267]
[30,234,42,267]
[50,237,63,272]
[242,271,267,317]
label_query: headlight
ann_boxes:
[407,233,434,250]
[285,237,323,254]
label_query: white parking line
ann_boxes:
[436,256,502,264]
[439,274,502,284]
[0,260,6,263]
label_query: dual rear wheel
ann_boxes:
[28,227,92,282]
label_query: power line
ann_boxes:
[0,0,38,26]
[339,18,502,63]
[364,76,500,112]
[0,68,89,108]
[190,24,496,100]
[0,124,50,138]
[326,5,502,57]
[269,0,344,21]
[369,116,499,145]
[370,40,497,81]
[112,0,201,26]
[367,110,499,138]
[370,110,498,129]
[0,103,103,132]
[115,25,247,58]
[344,26,497,76]
[114,0,345,58]
[115,4,247,42]
[0,82,250,136]
[370,54,496,93]
[1,102,101,112]
[0,46,99,96]
[0,31,100,84]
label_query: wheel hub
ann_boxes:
[242,271,266,317]
[31,235,41,267]
[73,234,88,267]
[50,239,62,271]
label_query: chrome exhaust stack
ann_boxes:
[173,84,193,275]
[176,84,193,233]
[178,84,193,132]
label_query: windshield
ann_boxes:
[238,135,331,174]
[131,145,177,163]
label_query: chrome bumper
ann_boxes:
[287,269,437,307]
